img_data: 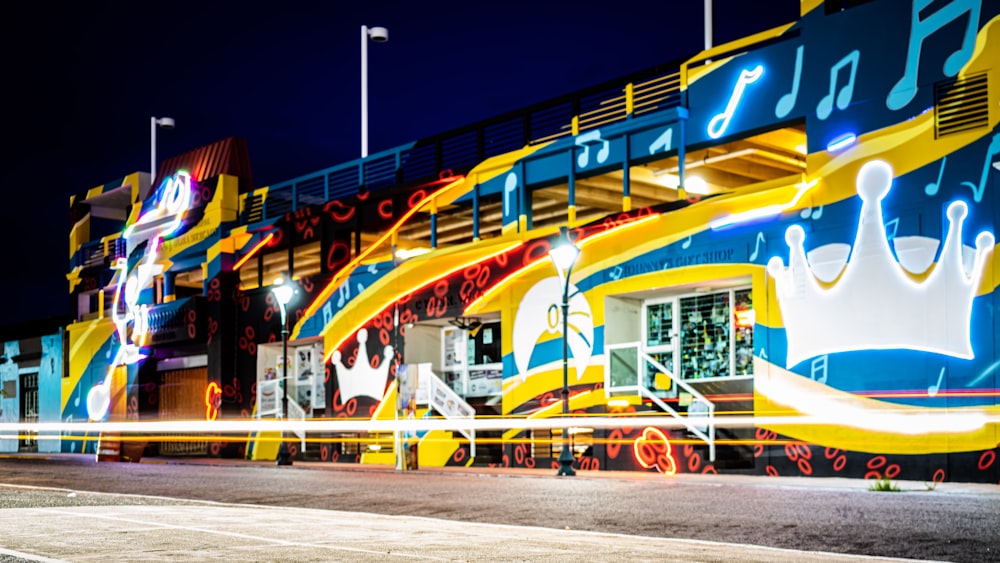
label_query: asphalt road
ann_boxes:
[0,455,998,562]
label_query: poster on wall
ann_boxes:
[468,368,502,396]
[255,345,281,418]
[257,380,281,417]
[310,343,325,410]
[396,364,419,470]
[294,345,318,414]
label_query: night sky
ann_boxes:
[3,1,799,328]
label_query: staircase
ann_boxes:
[605,342,716,461]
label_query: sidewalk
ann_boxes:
[141,453,1000,496]
[5,451,999,496]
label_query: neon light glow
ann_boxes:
[633,427,677,475]
[826,133,856,152]
[300,177,465,333]
[755,371,990,435]
[87,171,194,421]
[233,232,275,270]
[2,410,998,438]
[707,65,764,139]
[464,214,659,315]
[767,160,994,367]
[205,382,222,420]
[709,178,817,230]
[325,241,523,361]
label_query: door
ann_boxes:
[643,299,677,397]
[19,371,39,453]
[158,367,209,455]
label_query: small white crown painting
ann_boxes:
[332,328,394,402]
[767,160,994,368]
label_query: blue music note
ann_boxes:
[925,157,947,196]
[959,133,1000,203]
[682,236,692,249]
[648,128,673,155]
[748,232,765,261]
[885,217,900,241]
[576,130,610,168]
[609,266,623,280]
[810,355,829,385]
[817,50,859,120]
[928,367,945,397]
[708,65,764,139]
[776,45,803,119]
[336,283,350,308]
[887,0,981,110]
[504,172,518,218]
[799,205,823,220]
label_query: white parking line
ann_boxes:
[0,547,71,563]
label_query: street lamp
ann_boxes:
[360,25,389,158]
[548,226,580,477]
[150,116,175,187]
[273,280,295,466]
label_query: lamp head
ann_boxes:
[272,283,294,306]
[155,117,176,129]
[548,226,580,278]
[367,26,389,42]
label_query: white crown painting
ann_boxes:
[767,160,994,368]
[332,328,394,401]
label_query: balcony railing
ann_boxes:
[244,61,685,224]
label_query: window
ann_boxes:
[642,286,754,381]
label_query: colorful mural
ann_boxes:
[7,0,992,484]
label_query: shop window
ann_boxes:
[441,321,502,398]
[642,286,753,382]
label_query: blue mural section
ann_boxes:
[62,334,116,454]
[297,260,393,339]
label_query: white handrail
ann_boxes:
[426,368,476,459]
[286,398,307,449]
[604,341,715,461]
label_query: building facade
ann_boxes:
[48,0,1000,482]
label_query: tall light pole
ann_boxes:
[548,226,580,477]
[273,280,295,466]
[150,116,175,187]
[361,25,389,158]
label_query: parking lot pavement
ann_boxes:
[0,490,926,563]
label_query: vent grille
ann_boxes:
[935,72,989,138]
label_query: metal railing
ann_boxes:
[246,62,685,223]
[426,368,476,458]
[605,342,715,461]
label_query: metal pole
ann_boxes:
[276,304,292,465]
[150,117,157,187]
[361,25,368,159]
[557,265,576,476]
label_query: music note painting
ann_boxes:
[817,50,859,121]
[886,0,981,111]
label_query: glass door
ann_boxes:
[642,299,677,397]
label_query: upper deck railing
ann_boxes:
[247,59,687,224]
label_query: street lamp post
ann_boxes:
[150,116,175,187]
[548,226,580,477]
[273,280,295,466]
[360,25,389,158]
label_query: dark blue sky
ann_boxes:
[3,1,799,327]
